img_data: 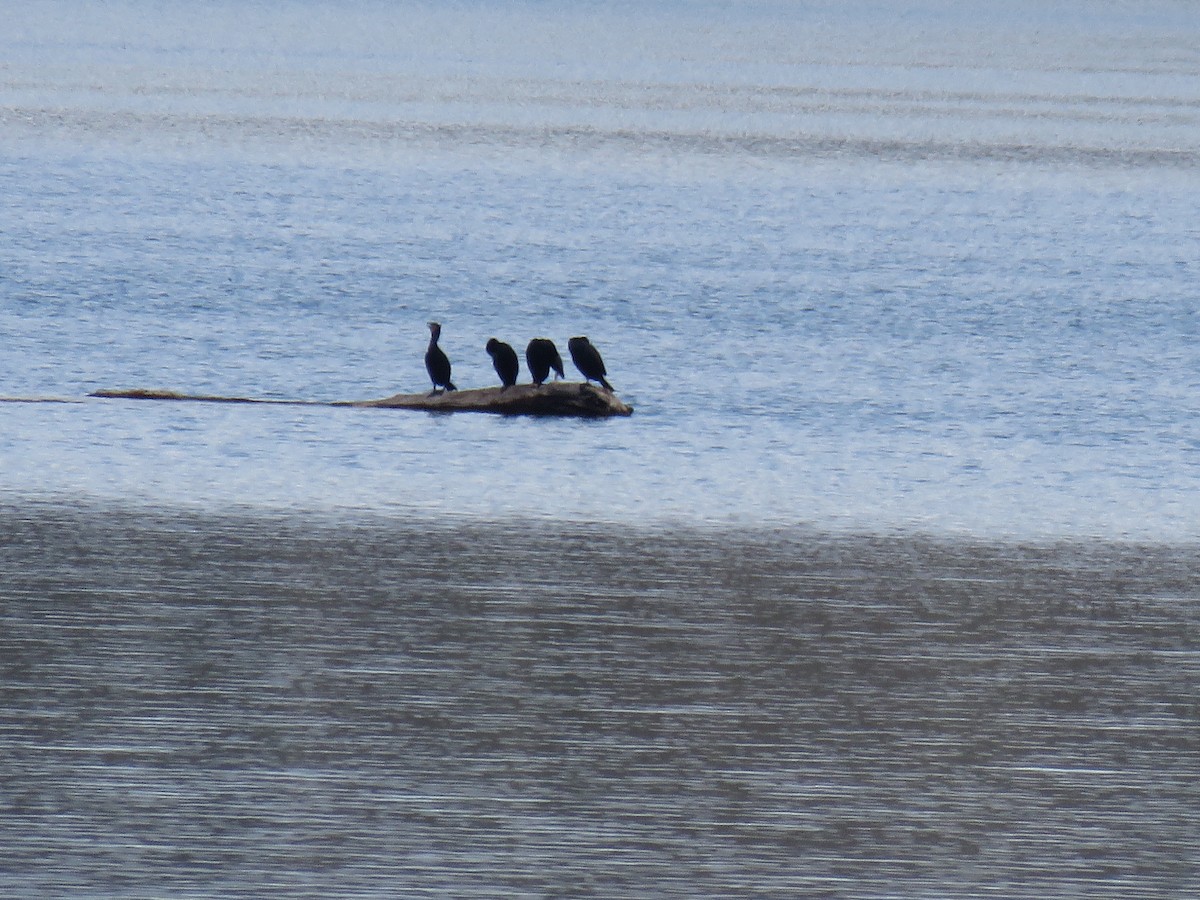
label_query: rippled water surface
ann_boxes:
[2,0,1200,536]
[2,502,1198,897]
[3,2,1200,895]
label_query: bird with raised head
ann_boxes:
[568,336,613,391]
[485,338,520,389]
[424,322,456,393]
[525,338,564,386]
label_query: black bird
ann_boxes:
[424,322,456,393]
[525,338,564,386]
[568,336,613,391]
[485,338,520,389]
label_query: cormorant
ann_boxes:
[485,338,520,389]
[525,338,564,386]
[568,336,613,391]
[424,322,456,393]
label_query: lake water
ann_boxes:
[2,503,1198,897]
[1,1,1199,895]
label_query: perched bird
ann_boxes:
[424,322,456,393]
[485,338,520,389]
[525,338,564,386]
[568,336,613,391]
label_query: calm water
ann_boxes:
[2,0,1199,536]
[2,1,1199,895]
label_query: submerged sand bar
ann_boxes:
[91,382,633,417]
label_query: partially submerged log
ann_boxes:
[90,382,632,417]
[346,383,632,417]
[90,388,305,405]
[0,396,84,404]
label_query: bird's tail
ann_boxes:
[446,381,458,391]
[599,377,613,392]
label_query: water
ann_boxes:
[2,1,1199,895]
[2,503,1198,897]
[2,0,1199,536]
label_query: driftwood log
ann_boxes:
[347,383,631,416]
[90,382,633,418]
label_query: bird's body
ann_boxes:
[425,322,456,392]
[568,336,613,391]
[485,338,520,388]
[525,338,564,386]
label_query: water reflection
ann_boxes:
[1,500,1197,896]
